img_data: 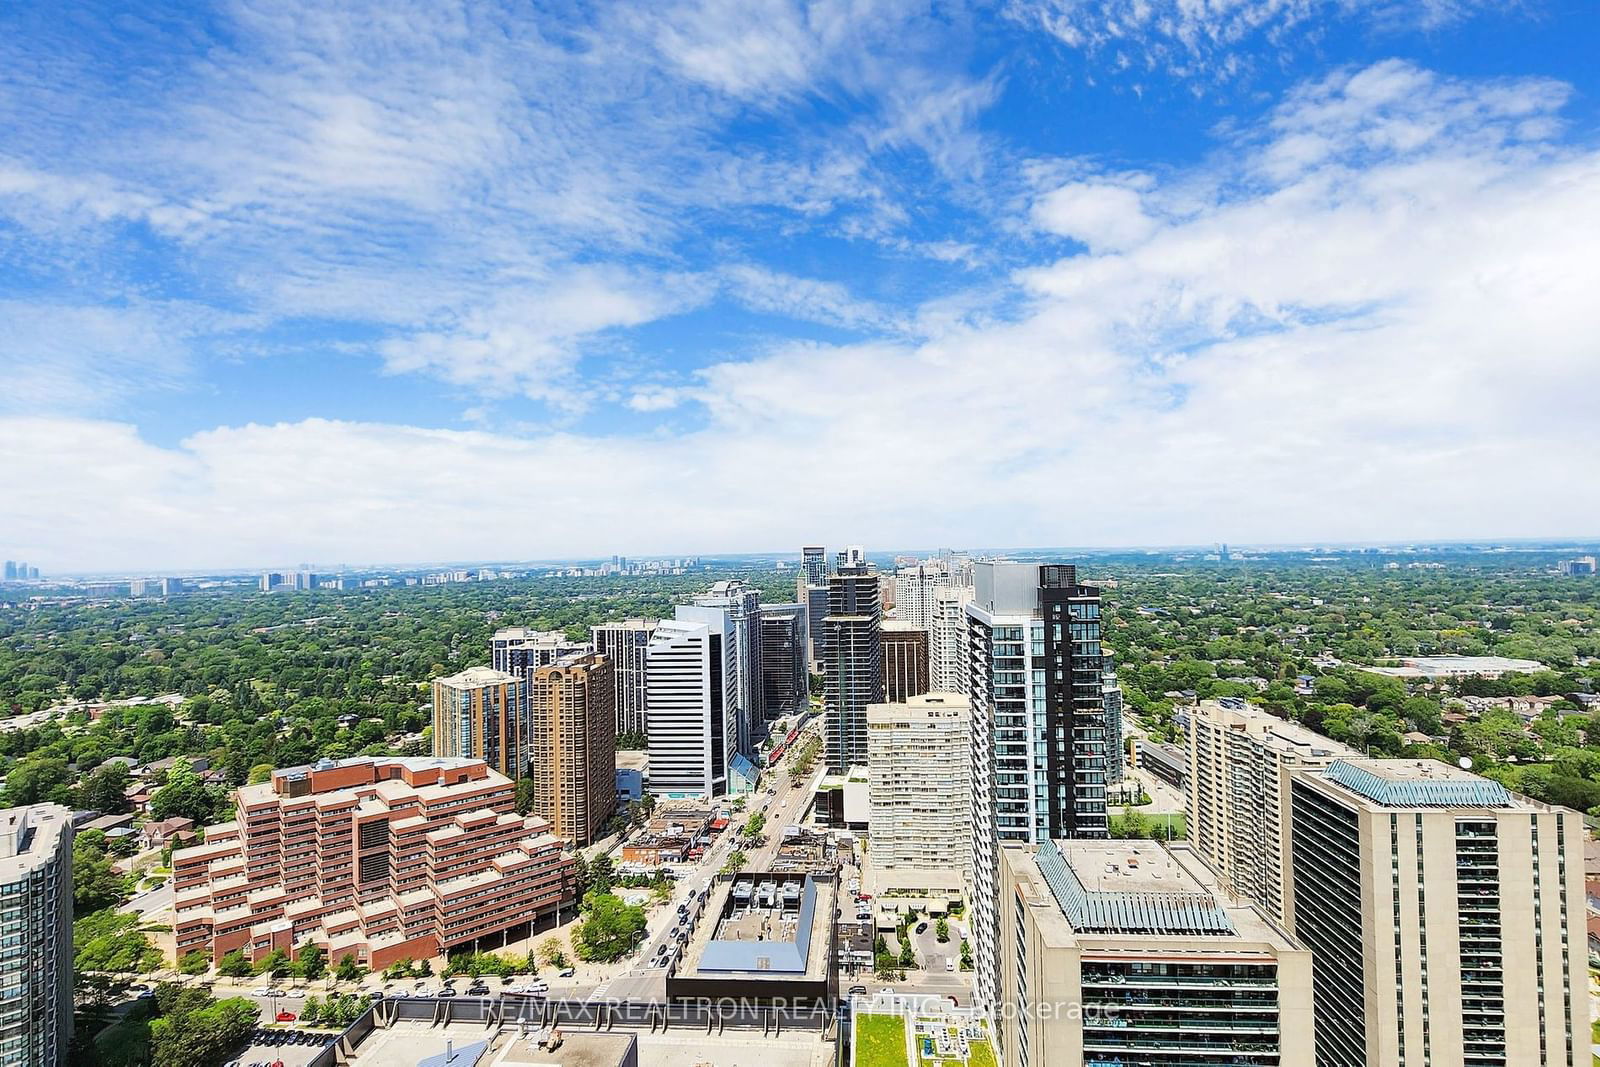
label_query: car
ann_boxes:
[847,985,867,996]
[287,989,307,998]
[915,922,928,934]
[945,959,956,972]
[275,1011,296,1022]
[136,989,157,1001]
[558,967,575,978]
[466,983,490,996]
[368,990,385,1001]
[262,988,287,998]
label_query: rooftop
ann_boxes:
[1314,758,1517,809]
[680,872,835,981]
[435,666,520,688]
[0,804,70,882]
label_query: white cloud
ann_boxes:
[2,58,1596,568]
[1031,181,1157,251]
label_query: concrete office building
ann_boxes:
[866,694,971,881]
[491,628,590,677]
[997,839,1314,1067]
[759,603,810,719]
[0,805,72,1067]
[1290,758,1587,1067]
[691,580,764,748]
[881,621,930,703]
[431,667,530,780]
[172,758,575,969]
[527,653,617,848]
[822,561,883,773]
[591,619,656,736]
[1187,698,1357,926]
[645,617,739,799]
[967,561,1108,1015]
[668,871,838,1008]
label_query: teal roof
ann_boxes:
[1035,840,1236,937]
[1322,760,1512,808]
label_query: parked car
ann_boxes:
[368,990,385,1001]
[287,989,307,998]
[558,968,575,978]
[915,922,928,934]
[945,959,955,972]
[275,1011,296,1022]
[847,985,867,996]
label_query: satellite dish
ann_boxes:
[1458,757,1473,771]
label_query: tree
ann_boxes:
[514,777,536,815]
[4,757,70,807]
[178,950,210,976]
[216,950,251,978]
[150,759,222,825]
[572,892,647,963]
[741,813,765,840]
[722,850,748,874]
[898,940,915,968]
[935,918,949,943]
[537,938,568,969]
[251,949,289,977]
[296,944,327,981]
[587,853,615,895]
[247,764,275,785]
[149,985,258,1067]
[335,953,364,981]
[77,761,132,814]
[73,833,128,913]
[74,910,162,974]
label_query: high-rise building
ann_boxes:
[591,619,656,736]
[1560,556,1597,576]
[491,627,591,677]
[26,567,37,580]
[930,585,973,694]
[797,578,830,671]
[1187,698,1357,926]
[759,603,809,720]
[0,805,72,1067]
[801,545,828,586]
[1101,671,1125,785]
[1289,758,1586,1067]
[645,617,737,799]
[2,561,15,582]
[527,653,616,848]
[822,561,883,772]
[431,667,530,780]
[881,622,930,703]
[892,563,962,630]
[866,694,971,882]
[967,561,1107,1014]
[690,580,763,748]
[172,758,575,969]
[996,838,1314,1067]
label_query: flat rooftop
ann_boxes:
[1196,700,1358,759]
[679,872,835,982]
[1009,840,1300,951]
[0,804,69,882]
[348,1024,634,1067]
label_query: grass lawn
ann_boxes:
[855,1013,909,1067]
[968,1040,997,1067]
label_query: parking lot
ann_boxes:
[226,1026,339,1067]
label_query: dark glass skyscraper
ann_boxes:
[822,562,883,772]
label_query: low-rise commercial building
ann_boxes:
[997,839,1314,1067]
[172,757,576,969]
[668,871,838,1007]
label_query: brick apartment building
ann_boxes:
[172,757,576,969]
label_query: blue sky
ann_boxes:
[2,0,1598,570]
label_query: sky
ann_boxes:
[2,0,1598,572]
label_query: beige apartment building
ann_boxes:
[431,666,529,779]
[527,652,617,848]
[1289,758,1586,1067]
[997,838,1314,1067]
[866,693,970,889]
[1186,697,1357,926]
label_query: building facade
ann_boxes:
[690,580,764,749]
[930,585,973,695]
[801,545,828,586]
[527,653,617,848]
[431,667,530,780]
[997,839,1314,1067]
[1101,671,1124,785]
[822,562,884,773]
[759,603,810,720]
[1186,698,1357,926]
[491,628,591,677]
[645,618,737,799]
[0,805,72,1067]
[967,561,1107,1014]
[591,619,656,737]
[880,622,930,703]
[1289,758,1587,1067]
[866,694,971,880]
[171,757,575,970]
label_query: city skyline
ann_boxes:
[2,2,1598,571]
